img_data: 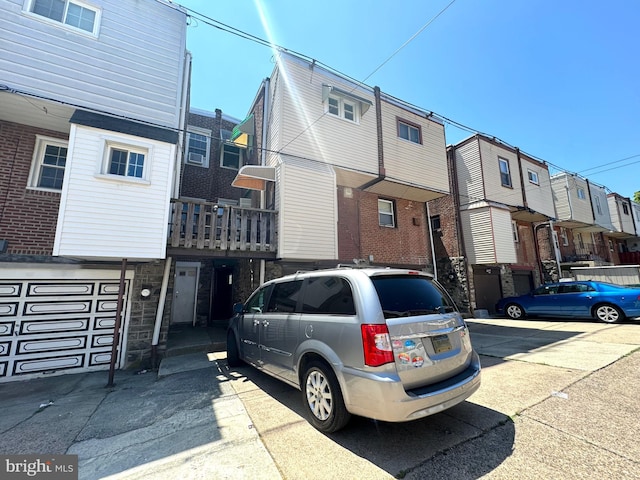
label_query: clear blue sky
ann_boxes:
[178,0,640,199]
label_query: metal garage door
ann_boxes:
[0,266,133,383]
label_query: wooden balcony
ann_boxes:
[167,199,277,258]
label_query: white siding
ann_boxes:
[272,53,378,177]
[608,196,635,234]
[632,202,640,236]
[380,101,448,193]
[551,173,593,223]
[589,184,614,230]
[277,157,337,260]
[455,140,484,207]
[53,125,174,260]
[461,206,516,264]
[520,157,555,217]
[478,140,524,206]
[0,0,186,128]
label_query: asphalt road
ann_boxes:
[1,317,639,479]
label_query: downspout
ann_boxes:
[426,201,437,281]
[259,78,270,286]
[151,256,172,368]
[359,86,385,190]
[174,51,191,199]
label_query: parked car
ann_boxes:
[227,267,481,433]
[495,280,640,323]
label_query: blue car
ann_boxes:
[495,280,640,323]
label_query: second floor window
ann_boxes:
[186,130,210,167]
[108,147,145,178]
[397,119,421,144]
[221,129,243,169]
[577,187,586,200]
[595,196,602,215]
[623,203,629,215]
[499,158,512,187]
[527,169,539,185]
[378,199,395,227]
[29,0,100,35]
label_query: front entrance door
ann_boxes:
[210,267,234,324]
[473,267,502,314]
[171,262,200,325]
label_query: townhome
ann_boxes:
[430,134,556,314]
[607,192,637,262]
[0,0,189,381]
[236,50,449,282]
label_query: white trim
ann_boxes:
[96,134,154,183]
[27,134,68,192]
[527,169,539,185]
[186,127,211,167]
[325,94,360,124]
[23,0,102,37]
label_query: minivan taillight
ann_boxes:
[361,324,394,367]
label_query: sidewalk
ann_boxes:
[0,318,639,479]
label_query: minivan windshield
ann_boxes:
[371,275,456,318]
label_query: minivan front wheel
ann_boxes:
[302,361,350,433]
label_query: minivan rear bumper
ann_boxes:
[341,351,481,423]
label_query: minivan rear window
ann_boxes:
[371,275,455,318]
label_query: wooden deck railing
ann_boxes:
[168,199,277,254]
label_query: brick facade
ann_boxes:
[0,120,66,255]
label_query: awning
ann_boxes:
[322,84,372,115]
[232,165,275,191]
[230,114,254,148]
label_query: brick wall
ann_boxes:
[0,120,66,255]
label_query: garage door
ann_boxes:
[0,266,133,383]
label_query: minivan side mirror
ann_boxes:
[233,302,244,314]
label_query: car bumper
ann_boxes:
[339,351,482,423]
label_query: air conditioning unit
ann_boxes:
[188,152,204,165]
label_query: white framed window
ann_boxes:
[220,129,243,170]
[595,196,602,215]
[560,227,569,246]
[527,169,539,185]
[27,135,68,191]
[512,220,519,242]
[326,95,359,123]
[26,0,101,36]
[576,232,585,249]
[397,118,422,144]
[186,128,210,167]
[378,199,395,227]
[577,187,586,200]
[97,136,151,183]
[498,158,512,187]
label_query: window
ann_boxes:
[98,137,150,182]
[266,281,303,313]
[622,203,629,215]
[220,129,243,169]
[595,196,602,215]
[576,232,584,249]
[430,215,441,231]
[577,187,586,200]
[28,0,100,35]
[608,239,614,252]
[512,220,519,242]
[397,119,421,144]
[326,95,358,123]
[186,129,210,167]
[378,199,395,227]
[498,158,512,187]
[527,169,539,185]
[533,285,559,295]
[244,285,272,314]
[28,135,68,191]
[302,277,355,315]
[560,228,569,246]
[371,276,455,318]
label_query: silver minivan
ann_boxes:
[227,267,481,432]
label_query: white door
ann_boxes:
[171,263,199,325]
[0,266,133,383]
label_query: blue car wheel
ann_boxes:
[594,304,624,324]
[506,303,525,319]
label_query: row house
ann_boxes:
[0,0,190,382]
[429,134,556,314]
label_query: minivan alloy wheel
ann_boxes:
[302,361,350,433]
[306,370,332,421]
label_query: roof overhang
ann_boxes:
[510,206,553,223]
[232,165,275,191]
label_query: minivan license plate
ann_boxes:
[431,334,452,354]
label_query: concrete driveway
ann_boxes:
[218,317,640,479]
